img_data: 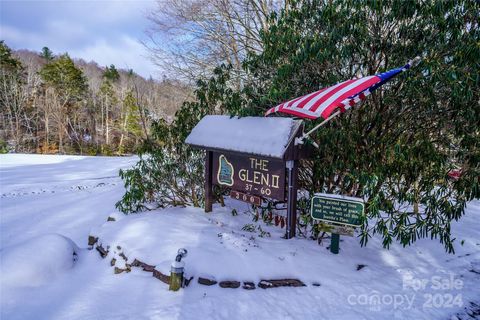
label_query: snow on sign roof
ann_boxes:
[185,115,302,158]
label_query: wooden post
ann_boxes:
[286,160,298,239]
[205,151,213,213]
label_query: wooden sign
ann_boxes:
[230,190,262,206]
[311,195,364,227]
[212,152,286,201]
[186,115,312,239]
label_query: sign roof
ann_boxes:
[185,115,302,159]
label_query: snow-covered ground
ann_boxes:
[1,154,137,248]
[1,154,479,320]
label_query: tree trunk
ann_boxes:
[105,95,110,145]
[118,111,128,154]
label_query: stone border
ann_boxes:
[88,235,314,290]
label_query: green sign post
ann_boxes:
[310,195,364,254]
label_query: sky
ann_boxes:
[0,0,160,79]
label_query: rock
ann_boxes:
[258,280,273,289]
[119,252,128,261]
[219,281,240,288]
[258,279,306,289]
[153,269,170,284]
[107,216,116,222]
[312,282,321,287]
[110,258,116,266]
[198,277,217,286]
[143,264,155,272]
[95,244,108,258]
[114,267,124,274]
[242,282,256,290]
[131,259,142,267]
[88,235,98,246]
[356,264,367,271]
[131,258,156,271]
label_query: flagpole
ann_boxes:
[295,110,342,148]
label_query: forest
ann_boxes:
[1,0,278,155]
[0,42,191,155]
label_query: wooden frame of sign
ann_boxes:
[186,117,312,239]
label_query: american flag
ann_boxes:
[265,59,418,120]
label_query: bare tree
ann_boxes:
[0,46,42,151]
[145,0,283,84]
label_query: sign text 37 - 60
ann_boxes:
[212,152,285,201]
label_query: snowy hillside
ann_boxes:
[1,154,479,320]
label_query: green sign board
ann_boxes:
[311,195,364,227]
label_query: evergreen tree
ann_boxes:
[1,41,22,71]
[99,78,119,149]
[123,91,142,137]
[240,0,480,253]
[97,64,120,150]
[103,64,120,82]
[40,54,88,152]
[118,90,142,153]
[40,47,54,62]
[40,54,87,100]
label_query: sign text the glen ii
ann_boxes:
[212,152,286,201]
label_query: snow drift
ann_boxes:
[0,234,79,288]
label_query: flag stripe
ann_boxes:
[312,76,378,113]
[285,87,328,109]
[318,77,379,118]
[289,90,320,108]
[302,80,355,111]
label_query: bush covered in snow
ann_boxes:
[116,67,242,212]
[0,234,79,288]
